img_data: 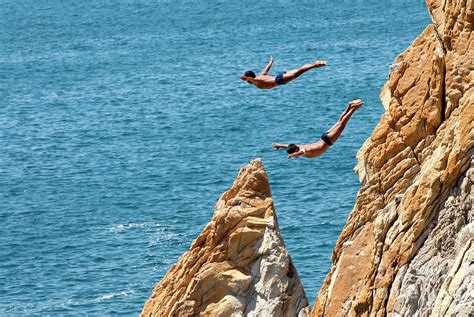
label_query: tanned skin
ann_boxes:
[272,99,363,158]
[240,56,327,89]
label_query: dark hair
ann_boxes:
[244,70,256,78]
[286,144,300,154]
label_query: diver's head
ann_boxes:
[244,70,256,78]
[286,144,300,154]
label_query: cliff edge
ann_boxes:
[312,0,473,316]
[141,159,310,317]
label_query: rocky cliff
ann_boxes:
[142,1,472,316]
[141,159,310,317]
[312,0,473,316]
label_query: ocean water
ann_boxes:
[1,0,431,315]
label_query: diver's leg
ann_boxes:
[326,102,362,144]
[327,104,351,133]
[283,60,326,83]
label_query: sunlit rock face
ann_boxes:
[312,0,473,316]
[141,159,310,317]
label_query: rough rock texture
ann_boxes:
[312,0,473,316]
[141,159,310,317]
[387,167,473,316]
[431,223,474,316]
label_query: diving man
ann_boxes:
[273,99,363,158]
[240,56,326,89]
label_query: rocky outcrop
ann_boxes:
[312,0,473,316]
[141,159,309,317]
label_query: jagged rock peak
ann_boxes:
[141,159,310,317]
[313,0,473,316]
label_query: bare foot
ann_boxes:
[349,99,364,110]
[314,60,327,67]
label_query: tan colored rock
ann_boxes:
[141,159,309,317]
[313,0,473,316]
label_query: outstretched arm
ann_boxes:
[272,143,288,149]
[260,56,273,75]
[273,143,306,158]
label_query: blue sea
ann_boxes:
[1,0,430,315]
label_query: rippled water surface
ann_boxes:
[1,0,430,315]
